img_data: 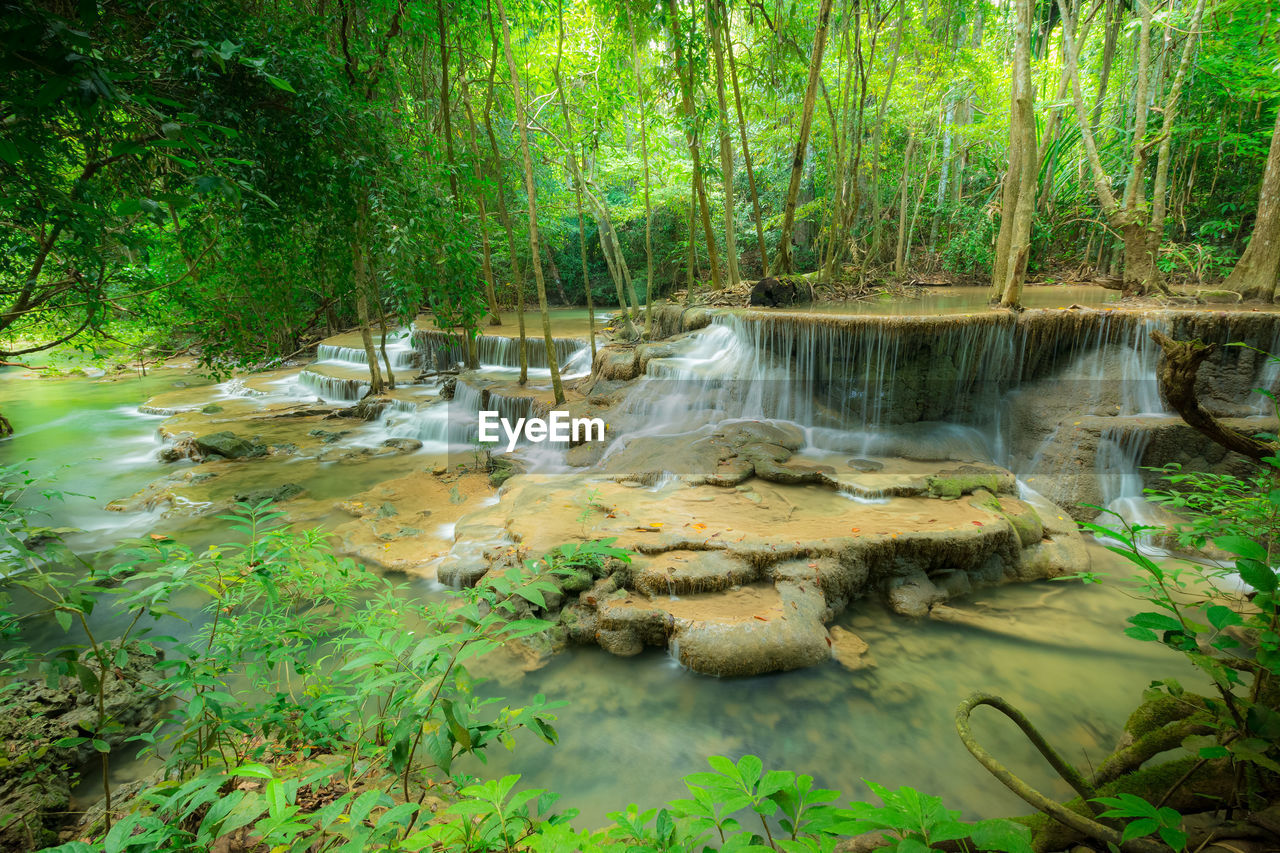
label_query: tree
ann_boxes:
[1223,108,1280,301]
[774,0,834,276]
[496,0,565,405]
[990,0,1037,308]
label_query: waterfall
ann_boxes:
[316,337,420,371]
[411,329,587,371]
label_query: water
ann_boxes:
[473,553,1193,826]
[0,370,199,550]
[0,299,1265,830]
[792,284,1125,315]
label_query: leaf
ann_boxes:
[1205,605,1243,631]
[1128,612,1183,632]
[1213,535,1267,561]
[264,74,297,93]
[970,818,1034,853]
[1124,626,1159,642]
[1236,557,1277,593]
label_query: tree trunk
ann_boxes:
[1223,108,1280,301]
[436,0,458,202]
[895,134,916,274]
[776,0,835,275]
[379,311,399,386]
[626,0,656,333]
[353,200,384,395]
[725,0,768,277]
[484,12,528,382]
[708,0,739,288]
[496,0,564,404]
[666,0,722,289]
[998,0,1038,309]
[460,80,502,325]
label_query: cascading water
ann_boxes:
[593,308,1280,506]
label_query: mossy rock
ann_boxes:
[232,482,306,505]
[489,456,523,488]
[928,468,1011,499]
[200,403,223,414]
[1197,289,1243,304]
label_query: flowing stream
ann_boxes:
[0,302,1208,819]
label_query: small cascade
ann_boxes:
[296,369,369,403]
[411,328,587,371]
[1095,426,1155,523]
[378,378,547,453]
[219,378,266,398]
[316,337,420,372]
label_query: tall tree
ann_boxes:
[627,0,657,331]
[990,0,1038,308]
[495,0,564,404]
[775,0,835,275]
[666,0,723,288]
[1223,108,1280,301]
[707,0,739,288]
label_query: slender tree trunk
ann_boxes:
[687,182,698,289]
[353,199,384,395]
[484,10,528,381]
[1091,0,1120,134]
[895,134,916,274]
[666,0,723,288]
[725,0,768,277]
[1224,108,1280,301]
[436,0,459,202]
[1143,0,1208,284]
[865,9,906,270]
[573,186,597,359]
[496,0,564,403]
[460,80,502,325]
[626,1,656,333]
[775,0,835,275]
[708,0,739,288]
[998,0,1038,309]
[379,311,399,387]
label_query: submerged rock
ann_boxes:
[233,482,306,505]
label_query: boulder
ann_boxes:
[233,482,306,505]
[381,437,424,453]
[749,276,807,308]
[194,430,266,459]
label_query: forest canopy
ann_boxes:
[1,0,1277,370]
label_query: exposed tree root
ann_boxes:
[955,692,1171,853]
[1150,329,1275,463]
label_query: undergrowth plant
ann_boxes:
[3,471,1035,853]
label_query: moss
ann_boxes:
[488,458,519,484]
[929,472,1003,499]
[1124,693,1201,739]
